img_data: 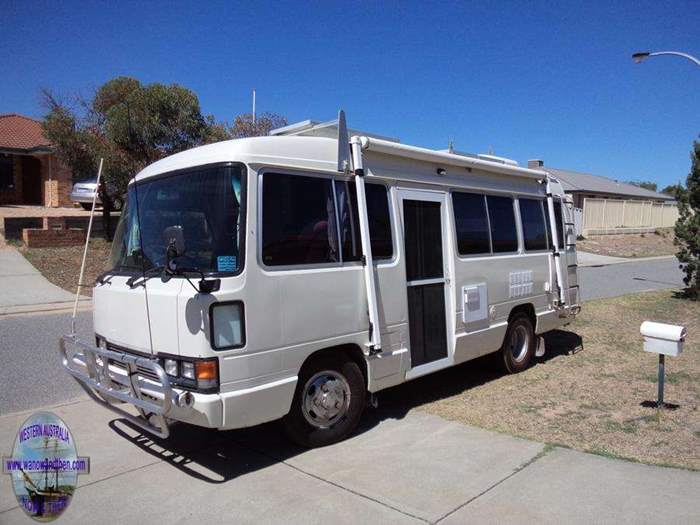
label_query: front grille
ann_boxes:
[105,342,159,381]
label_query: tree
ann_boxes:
[661,183,686,198]
[674,140,700,298]
[627,180,658,192]
[230,112,287,138]
[41,77,228,192]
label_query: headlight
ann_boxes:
[164,358,178,377]
[181,361,195,380]
[210,301,245,350]
[158,356,218,392]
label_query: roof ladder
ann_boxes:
[544,176,567,309]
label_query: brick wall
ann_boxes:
[22,217,86,248]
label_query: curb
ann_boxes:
[578,254,677,268]
[0,299,92,317]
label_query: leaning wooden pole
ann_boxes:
[71,158,103,335]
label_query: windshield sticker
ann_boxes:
[217,256,237,272]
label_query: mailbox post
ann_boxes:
[640,321,687,409]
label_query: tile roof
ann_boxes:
[0,114,52,152]
[545,166,674,201]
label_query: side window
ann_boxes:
[544,199,565,249]
[519,198,548,251]
[554,201,565,248]
[262,172,338,266]
[452,192,490,255]
[346,182,394,260]
[486,195,518,253]
[335,181,362,262]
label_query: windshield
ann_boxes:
[109,163,244,275]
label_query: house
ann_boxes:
[0,114,73,207]
[526,159,674,208]
[527,160,677,235]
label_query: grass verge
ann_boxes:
[20,239,112,297]
[577,229,677,258]
[385,290,699,470]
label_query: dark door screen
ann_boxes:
[403,200,448,367]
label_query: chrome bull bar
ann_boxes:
[59,333,173,439]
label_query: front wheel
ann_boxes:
[501,312,535,374]
[283,354,365,448]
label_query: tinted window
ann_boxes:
[262,173,338,266]
[519,198,548,251]
[487,195,518,252]
[403,200,443,281]
[544,199,565,249]
[345,182,394,260]
[335,181,362,261]
[452,192,490,255]
[554,201,564,248]
[110,164,244,274]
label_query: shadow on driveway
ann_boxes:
[108,329,583,483]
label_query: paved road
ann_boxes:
[0,310,91,415]
[579,257,683,301]
[0,258,685,414]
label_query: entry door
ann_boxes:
[401,192,449,368]
[21,157,42,205]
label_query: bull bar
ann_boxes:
[59,333,174,438]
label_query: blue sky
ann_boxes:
[2,0,698,188]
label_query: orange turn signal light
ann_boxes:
[195,359,218,381]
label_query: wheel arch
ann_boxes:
[299,344,369,390]
[508,303,536,331]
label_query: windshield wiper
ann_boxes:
[126,266,165,288]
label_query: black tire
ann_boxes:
[80,203,93,211]
[501,312,536,374]
[112,197,123,211]
[283,354,366,448]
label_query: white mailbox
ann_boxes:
[640,321,687,357]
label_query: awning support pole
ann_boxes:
[350,136,382,354]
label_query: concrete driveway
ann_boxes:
[1,399,698,524]
[0,248,88,314]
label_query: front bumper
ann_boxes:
[60,333,175,438]
[60,334,298,437]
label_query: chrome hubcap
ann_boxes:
[302,371,351,429]
[510,325,529,362]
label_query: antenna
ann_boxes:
[72,158,103,335]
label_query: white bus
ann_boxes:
[61,112,580,448]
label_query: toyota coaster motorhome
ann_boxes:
[60,112,580,447]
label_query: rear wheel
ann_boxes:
[501,312,535,374]
[80,203,93,211]
[283,354,365,448]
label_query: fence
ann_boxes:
[581,198,678,235]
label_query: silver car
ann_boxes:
[70,178,123,211]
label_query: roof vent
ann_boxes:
[477,154,519,166]
[528,159,544,169]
